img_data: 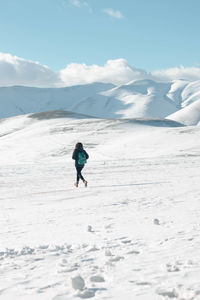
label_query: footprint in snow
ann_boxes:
[153,218,160,225]
[105,249,112,257]
[71,276,96,298]
[117,236,129,240]
[71,276,85,291]
[136,281,151,286]
[106,256,124,266]
[121,239,132,244]
[87,225,93,233]
[77,289,95,298]
[127,250,140,255]
[87,246,100,252]
[166,264,180,272]
[90,275,105,283]
[156,288,178,298]
[109,256,124,262]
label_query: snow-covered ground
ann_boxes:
[1,111,200,300]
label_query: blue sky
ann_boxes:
[0,0,200,72]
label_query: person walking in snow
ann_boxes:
[72,142,89,187]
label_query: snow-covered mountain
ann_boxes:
[1,78,200,124]
[167,80,200,125]
[0,83,114,119]
[167,99,200,126]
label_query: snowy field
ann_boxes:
[1,111,200,300]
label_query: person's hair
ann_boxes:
[75,142,83,149]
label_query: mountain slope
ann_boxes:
[1,78,200,123]
[167,99,200,125]
[0,110,186,165]
[97,79,181,118]
[0,80,187,119]
[166,80,200,125]
[1,112,200,300]
[0,83,114,118]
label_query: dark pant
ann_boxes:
[76,164,85,183]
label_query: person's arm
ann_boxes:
[72,149,78,160]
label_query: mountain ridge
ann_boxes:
[0,79,200,124]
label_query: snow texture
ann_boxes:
[0,109,200,299]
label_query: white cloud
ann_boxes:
[1,52,200,88]
[103,8,124,19]
[0,53,61,87]
[152,66,200,82]
[59,59,149,86]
